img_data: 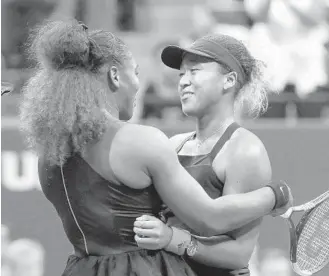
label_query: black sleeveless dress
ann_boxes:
[38,146,197,275]
[162,122,250,276]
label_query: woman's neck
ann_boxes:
[195,103,235,142]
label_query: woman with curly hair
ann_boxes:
[133,34,280,276]
[20,20,291,276]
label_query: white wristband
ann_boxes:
[164,226,191,256]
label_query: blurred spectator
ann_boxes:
[207,0,251,42]
[245,0,329,98]
[179,4,215,47]
[1,0,56,69]
[1,0,84,96]
[181,1,250,47]
[259,248,292,276]
[6,238,45,276]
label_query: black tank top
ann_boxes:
[38,129,200,276]
[163,122,250,276]
[39,153,163,257]
[162,122,240,224]
[177,123,241,200]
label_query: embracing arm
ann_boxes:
[190,222,260,269]
[140,128,281,235]
[134,130,292,266]
[187,136,272,268]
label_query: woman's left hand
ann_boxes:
[133,215,173,250]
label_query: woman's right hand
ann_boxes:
[133,215,173,250]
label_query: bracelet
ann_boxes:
[164,226,191,256]
[266,180,290,210]
[185,235,199,257]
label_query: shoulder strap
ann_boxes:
[209,122,240,161]
[175,132,196,153]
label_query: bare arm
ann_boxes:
[189,134,271,268]
[133,130,291,266]
[140,127,277,235]
[187,223,259,269]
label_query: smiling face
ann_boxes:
[178,53,228,117]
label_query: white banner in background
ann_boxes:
[1,151,41,192]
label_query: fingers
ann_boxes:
[134,220,158,229]
[135,239,156,250]
[136,215,158,221]
[134,235,160,249]
[133,215,168,250]
[135,234,152,243]
[133,227,159,238]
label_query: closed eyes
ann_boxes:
[179,68,200,77]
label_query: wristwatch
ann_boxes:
[185,236,198,257]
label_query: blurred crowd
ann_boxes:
[2,0,329,122]
[140,0,329,122]
[186,0,329,98]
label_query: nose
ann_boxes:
[179,73,191,91]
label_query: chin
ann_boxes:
[117,98,134,121]
[182,105,199,117]
[118,106,133,121]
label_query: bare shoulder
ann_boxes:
[113,123,172,156]
[109,123,174,189]
[169,132,195,149]
[228,128,268,160]
[225,128,272,191]
[123,123,170,144]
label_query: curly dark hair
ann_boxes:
[20,20,131,166]
[201,34,273,117]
